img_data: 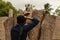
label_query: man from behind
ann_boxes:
[11,15,39,40]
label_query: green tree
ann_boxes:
[41,3,53,28]
[54,6,60,16]
[42,3,53,23]
[0,0,19,17]
[44,3,53,14]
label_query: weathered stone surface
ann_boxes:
[9,9,13,17]
[40,14,56,40]
[26,10,56,40]
[0,17,8,40]
[53,16,60,40]
[26,10,43,40]
[0,9,60,40]
[4,17,14,40]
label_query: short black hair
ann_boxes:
[17,15,26,24]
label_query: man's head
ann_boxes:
[17,15,26,24]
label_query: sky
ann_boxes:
[4,0,60,11]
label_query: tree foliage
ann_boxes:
[44,3,53,14]
[55,6,60,16]
[0,0,19,17]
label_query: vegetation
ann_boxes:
[0,0,60,16]
[0,0,21,17]
[54,6,60,16]
[44,3,53,14]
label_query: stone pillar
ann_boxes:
[0,17,8,40]
[4,17,14,40]
[9,9,13,17]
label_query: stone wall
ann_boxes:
[4,17,14,40]
[0,16,17,40]
[0,16,16,40]
[0,17,8,40]
[40,14,56,40]
[53,16,60,40]
[0,9,60,40]
[27,10,56,40]
[26,10,42,40]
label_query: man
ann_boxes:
[11,15,39,40]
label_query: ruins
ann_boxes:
[0,6,60,40]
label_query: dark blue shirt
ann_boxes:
[11,18,39,40]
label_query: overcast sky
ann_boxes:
[4,0,60,11]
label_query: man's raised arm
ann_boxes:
[24,18,39,32]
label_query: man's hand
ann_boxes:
[24,16,33,24]
[24,16,33,20]
[26,17,33,20]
